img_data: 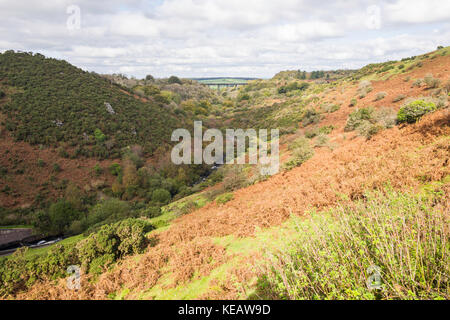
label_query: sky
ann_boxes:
[0,0,449,79]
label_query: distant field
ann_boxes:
[192,77,258,85]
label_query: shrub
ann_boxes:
[302,109,321,127]
[238,92,250,102]
[257,189,449,300]
[314,133,330,147]
[0,218,153,297]
[77,218,153,273]
[397,100,437,124]
[285,137,314,170]
[344,107,374,132]
[215,192,234,205]
[278,82,309,94]
[109,163,122,176]
[349,98,357,107]
[356,121,382,139]
[412,79,423,87]
[373,107,397,129]
[374,92,387,101]
[151,188,171,204]
[393,94,406,102]
[0,90,5,98]
[321,103,340,113]
[93,164,103,176]
[52,163,61,173]
[142,206,161,218]
[37,159,45,167]
[444,80,450,94]
[94,128,106,143]
[424,74,441,89]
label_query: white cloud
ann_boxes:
[0,0,448,78]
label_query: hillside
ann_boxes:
[0,52,222,217]
[1,47,449,300]
[0,51,182,158]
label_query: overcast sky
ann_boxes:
[0,0,449,78]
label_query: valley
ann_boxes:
[0,46,449,300]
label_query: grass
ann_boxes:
[255,188,449,300]
[22,234,84,259]
[0,225,32,229]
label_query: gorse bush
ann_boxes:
[257,189,449,300]
[0,218,153,297]
[344,107,374,131]
[77,218,153,274]
[397,100,437,124]
[345,107,396,139]
[284,137,314,170]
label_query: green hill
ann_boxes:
[0,51,182,158]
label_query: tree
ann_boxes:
[168,76,182,84]
[145,74,154,81]
[151,188,171,204]
[48,200,80,234]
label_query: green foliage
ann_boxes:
[344,107,374,131]
[305,125,334,139]
[258,189,449,300]
[109,163,122,176]
[424,74,441,89]
[397,100,437,124]
[52,163,61,173]
[0,51,179,158]
[237,92,250,102]
[77,218,153,273]
[0,90,5,98]
[46,200,80,234]
[0,218,153,297]
[284,137,314,170]
[349,98,357,107]
[278,82,309,94]
[93,163,103,176]
[321,103,340,113]
[374,92,387,101]
[215,192,234,205]
[168,76,182,84]
[302,109,321,127]
[0,245,78,297]
[151,188,172,205]
[345,107,396,139]
[310,70,326,79]
[94,128,106,143]
[84,198,133,230]
[393,94,406,102]
[142,206,162,218]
